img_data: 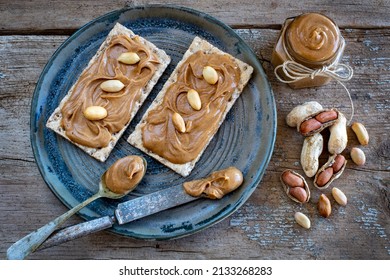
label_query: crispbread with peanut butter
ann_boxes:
[46,23,170,162]
[128,36,253,176]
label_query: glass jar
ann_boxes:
[271,13,346,89]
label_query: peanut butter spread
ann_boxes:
[61,35,160,148]
[285,13,340,65]
[183,167,243,199]
[104,155,145,194]
[141,51,241,164]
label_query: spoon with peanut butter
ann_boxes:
[7,155,147,260]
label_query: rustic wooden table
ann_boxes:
[0,1,389,260]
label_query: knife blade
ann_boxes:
[115,184,198,225]
[38,184,198,250]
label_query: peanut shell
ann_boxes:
[328,111,348,154]
[286,101,323,128]
[301,133,323,178]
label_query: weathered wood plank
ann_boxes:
[0,0,389,34]
[0,28,389,259]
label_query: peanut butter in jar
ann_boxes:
[271,13,346,89]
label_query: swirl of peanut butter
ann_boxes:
[104,155,145,194]
[141,51,240,164]
[61,35,160,148]
[285,13,341,65]
[183,167,243,199]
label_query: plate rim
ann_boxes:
[30,4,277,240]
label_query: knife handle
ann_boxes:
[37,215,116,251]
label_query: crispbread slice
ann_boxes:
[127,36,253,176]
[46,23,170,162]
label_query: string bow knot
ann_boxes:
[275,60,353,83]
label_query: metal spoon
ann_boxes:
[7,156,147,260]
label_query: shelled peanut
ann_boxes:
[187,89,202,110]
[332,187,347,206]
[350,147,366,166]
[172,112,186,133]
[118,52,140,65]
[350,122,368,166]
[318,194,332,218]
[294,212,311,229]
[100,79,125,92]
[203,66,219,84]
[83,106,107,121]
[351,122,369,146]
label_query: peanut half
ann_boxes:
[332,187,347,206]
[172,112,186,133]
[187,89,202,110]
[294,212,311,229]
[100,80,125,92]
[286,101,323,128]
[118,52,140,65]
[203,66,218,84]
[351,122,369,145]
[83,106,107,121]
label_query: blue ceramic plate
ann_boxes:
[30,5,276,240]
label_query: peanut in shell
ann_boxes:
[298,109,339,137]
[280,169,310,204]
[314,154,347,190]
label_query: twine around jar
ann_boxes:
[274,60,355,125]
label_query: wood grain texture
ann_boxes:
[1,24,389,259]
[0,0,389,34]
